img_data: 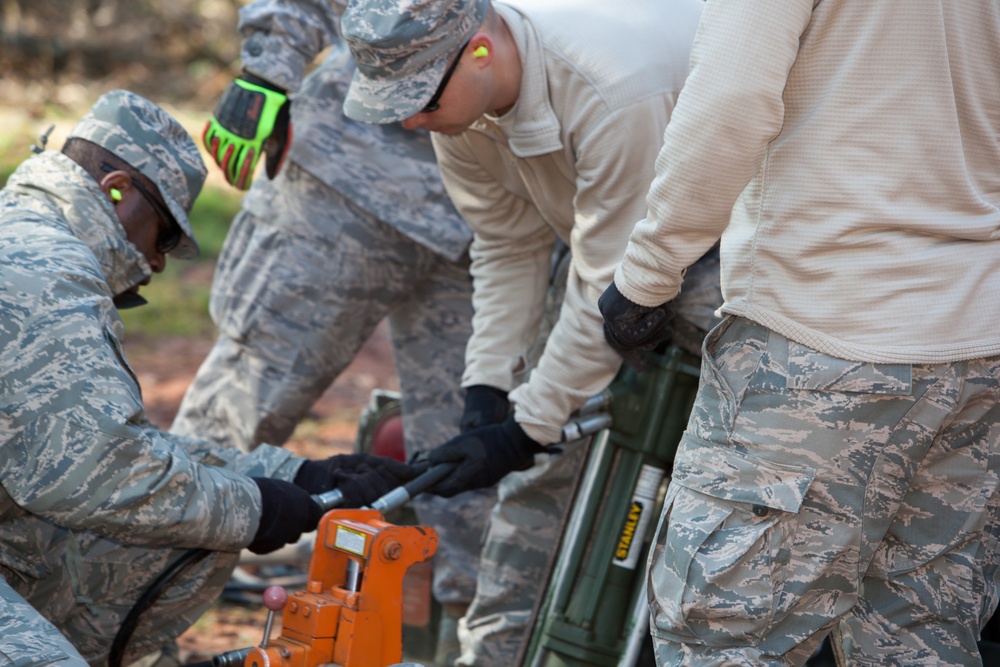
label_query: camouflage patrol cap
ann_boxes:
[68,89,207,259]
[342,0,490,124]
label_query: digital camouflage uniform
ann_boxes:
[169,0,493,610]
[608,1,1000,664]
[647,318,1000,666]
[0,91,306,666]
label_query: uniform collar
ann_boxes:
[3,151,152,298]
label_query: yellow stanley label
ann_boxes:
[615,501,644,561]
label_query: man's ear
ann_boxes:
[99,170,132,204]
[467,34,494,67]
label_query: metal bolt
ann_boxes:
[383,541,402,560]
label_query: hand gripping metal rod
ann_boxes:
[311,462,457,514]
[314,399,613,511]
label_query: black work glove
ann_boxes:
[249,477,324,555]
[294,453,417,508]
[460,385,510,433]
[598,281,674,371]
[427,414,546,498]
[203,71,292,190]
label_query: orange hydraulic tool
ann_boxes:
[209,464,454,667]
[244,509,437,667]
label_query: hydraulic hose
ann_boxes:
[108,547,213,667]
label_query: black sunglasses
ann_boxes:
[101,163,183,254]
[422,41,470,113]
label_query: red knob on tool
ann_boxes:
[260,585,288,649]
[263,585,288,612]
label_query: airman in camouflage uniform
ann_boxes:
[168,0,495,653]
[338,0,717,664]
[601,1,1000,664]
[0,90,413,666]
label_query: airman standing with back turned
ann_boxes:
[600,1,1000,664]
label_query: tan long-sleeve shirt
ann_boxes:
[432,0,703,444]
[616,0,1000,364]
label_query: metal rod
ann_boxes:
[345,558,361,592]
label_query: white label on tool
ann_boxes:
[335,526,367,556]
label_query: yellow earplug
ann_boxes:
[473,46,489,58]
[110,188,123,203]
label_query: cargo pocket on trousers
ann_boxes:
[649,435,816,646]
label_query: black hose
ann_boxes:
[108,547,213,667]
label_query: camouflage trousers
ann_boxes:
[649,316,1000,666]
[171,163,493,605]
[0,527,237,666]
[455,437,591,667]
[455,248,723,667]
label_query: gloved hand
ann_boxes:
[248,477,324,555]
[598,281,674,371]
[203,71,292,190]
[427,414,546,497]
[460,385,510,433]
[294,453,417,508]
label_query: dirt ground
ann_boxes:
[130,323,399,460]
[125,324,401,663]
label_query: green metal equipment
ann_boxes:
[521,345,702,667]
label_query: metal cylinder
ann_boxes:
[345,558,362,592]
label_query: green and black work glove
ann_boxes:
[294,453,416,508]
[203,71,292,190]
[598,281,674,371]
[248,477,324,555]
[460,385,510,433]
[427,414,546,497]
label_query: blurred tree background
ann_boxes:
[1,0,255,337]
[1,0,242,112]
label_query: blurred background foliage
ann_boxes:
[1,0,244,111]
[1,0,255,336]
